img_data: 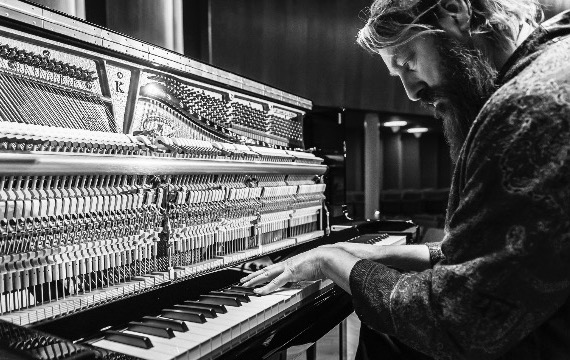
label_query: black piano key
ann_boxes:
[127,322,175,339]
[183,300,227,314]
[173,304,217,318]
[161,309,207,323]
[228,285,258,295]
[199,294,242,307]
[225,287,261,298]
[104,330,153,349]
[141,316,189,332]
[211,290,250,302]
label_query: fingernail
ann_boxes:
[253,288,261,294]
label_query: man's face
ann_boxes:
[379,33,497,162]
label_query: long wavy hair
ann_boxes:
[357,0,543,52]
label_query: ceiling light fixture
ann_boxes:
[407,127,429,138]
[382,120,408,133]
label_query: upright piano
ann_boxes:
[0,2,411,359]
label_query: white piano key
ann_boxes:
[190,311,247,347]
[239,296,280,328]
[173,322,227,355]
[122,330,202,360]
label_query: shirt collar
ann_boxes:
[496,10,570,87]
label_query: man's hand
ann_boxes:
[240,249,327,295]
[240,247,360,295]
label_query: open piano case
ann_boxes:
[0,1,418,359]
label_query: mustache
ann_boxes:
[418,87,454,120]
[418,87,450,107]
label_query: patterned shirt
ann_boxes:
[349,11,570,360]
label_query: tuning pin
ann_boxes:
[0,44,10,58]
[15,50,27,63]
[52,60,64,74]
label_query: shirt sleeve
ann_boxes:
[349,91,570,359]
[424,242,445,266]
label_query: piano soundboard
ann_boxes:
[0,1,351,359]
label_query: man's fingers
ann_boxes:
[240,265,269,283]
[254,270,291,295]
[240,265,279,287]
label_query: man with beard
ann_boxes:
[242,0,570,358]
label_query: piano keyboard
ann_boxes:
[349,233,407,246]
[89,280,331,360]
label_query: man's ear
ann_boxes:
[436,0,472,40]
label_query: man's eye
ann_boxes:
[403,56,414,71]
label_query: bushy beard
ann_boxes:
[419,35,498,163]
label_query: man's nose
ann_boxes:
[400,74,425,102]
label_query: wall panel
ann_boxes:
[209,0,428,114]
[106,0,183,53]
[419,133,440,188]
[381,132,402,190]
[401,134,421,189]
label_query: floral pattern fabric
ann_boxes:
[350,11,570,360]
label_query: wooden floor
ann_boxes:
[287,312,361,360]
